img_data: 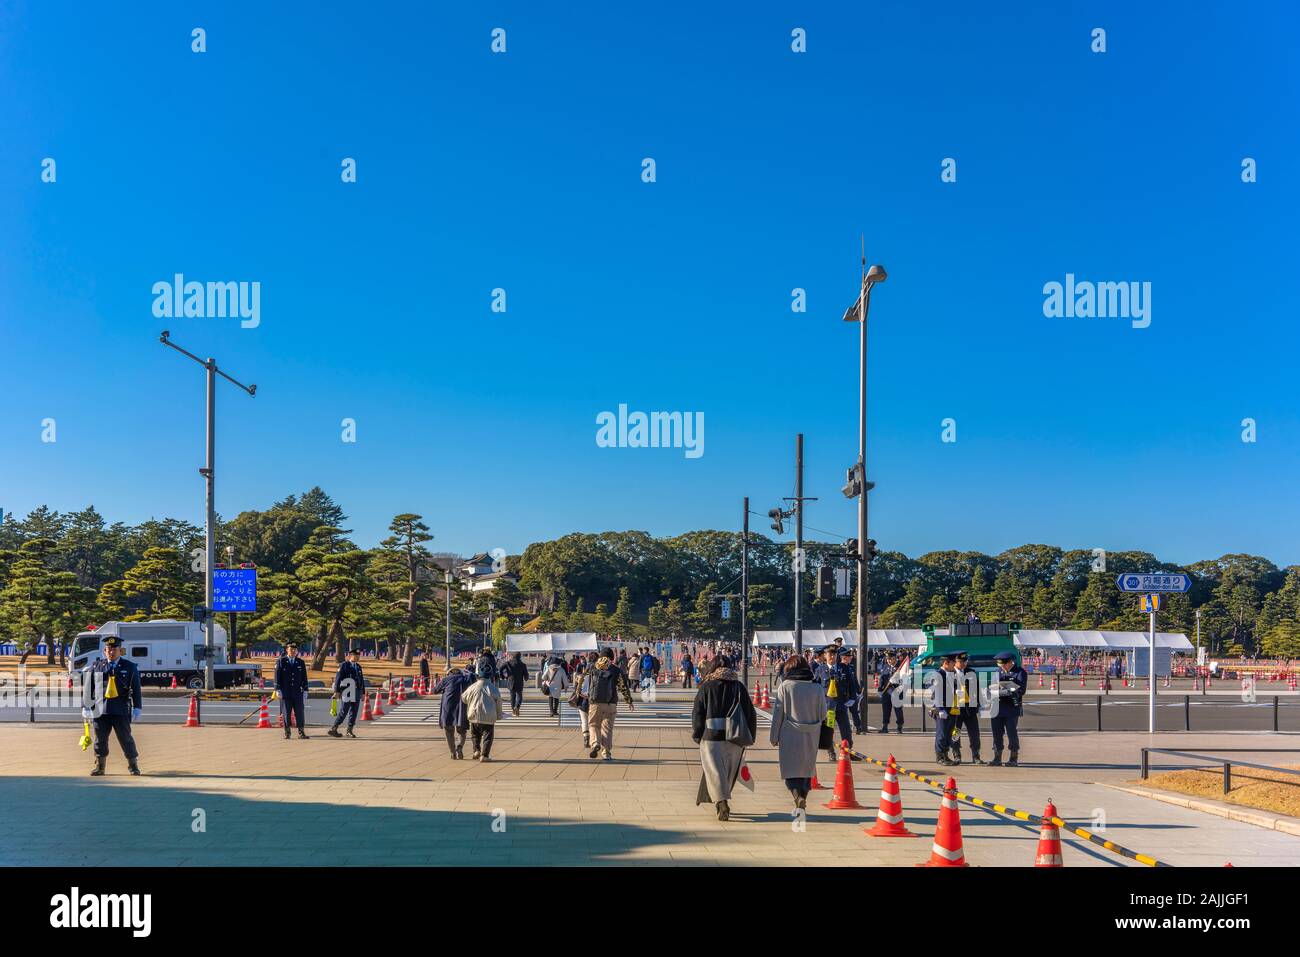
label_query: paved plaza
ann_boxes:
[3,692,1297,867]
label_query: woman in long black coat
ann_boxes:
[433,667,474,759]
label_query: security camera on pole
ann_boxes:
[841,240,887,694]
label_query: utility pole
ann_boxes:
[159,331,255,690]
[741,496,749,686]
[445,570,454,669]
[794,434,804,654]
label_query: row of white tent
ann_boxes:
[753,629,1194,651]
[506,630,1194,653]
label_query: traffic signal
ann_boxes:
[816,565,834,599]
[864,539,879,563]
[768,507,786,535]
[841,463,863,498]
[845,538,859,563]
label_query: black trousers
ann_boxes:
[510,687,524,711]
[281,692,305,731]
[991,712,1020,752]
[953,708,981,755]
[332,698,360,729]
[470,722,495,757]
[881,689,904,728]
[93,714,138,760]
[547,696,559,716]
[444,723,467,754]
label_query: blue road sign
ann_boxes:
[720,599,731,620]
[212,568,258,612]
[1117,573,1191,594]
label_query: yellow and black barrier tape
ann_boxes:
[848,748,1171,868]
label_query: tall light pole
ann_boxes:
[159,331,256,690]
[445,569,455,669]
[842,250,886,693]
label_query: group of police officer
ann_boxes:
[929,649,1027,767]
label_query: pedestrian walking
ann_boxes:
[680,652,694,689]
[434,665,474,759]
[500,652,529,717]
[462,669,504,762]
[81,636,143,776]
[418,653,430,684]
[274,642,310,740]
[691,655,756,821]
[541,656,570,717]
[586,647,634,760]
[767,654,825,810]
[573,651,598,750]
[328,648,366,738]
[628,650,642,688]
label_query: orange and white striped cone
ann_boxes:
[865,755,918,837]
[810,769,828,790]
[397,680,407,703]
[1034,800,1064,867]
[1078,673,1085,688]
[761,685,771,710]
[1289,675,1296,691]
[1037,673,1043,688]
[386,682,396,706]
[824,742,864,810]
[360,692,373,721]
[170,675,179,689]
[918,777,967,867]
[372,690,385,718]
[256,697,272,729]
[183,694,201,728]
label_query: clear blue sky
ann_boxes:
[2,1,1297,565]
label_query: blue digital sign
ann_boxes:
[212,568,258,612]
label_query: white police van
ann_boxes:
[69,620,260,689]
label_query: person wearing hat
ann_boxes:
[929,652,963,766]
[876,651,907,734]
[328,647,366,738]
[274,642,311,739]
[951,651,984,765]
[80,636,144,775]
[990,651,1027,766]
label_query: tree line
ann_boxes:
[3,494,1298,668]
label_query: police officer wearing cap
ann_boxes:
[328,647,366,738]
[951,651,984,765]
[929,652,962,766]
[274,641,311,739]
[81,636,143,776]
[990,650,1027,766]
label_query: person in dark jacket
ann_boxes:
[691,655,757,820]
[475,646,498,682]
[585,648,634,760]
[989,651,1027,766]
[680,652,694,689]
[274,642,311,740]
[876,652,906,734]
[80,636,144,775]
[434,666,474,758]
[328,648,366,737]
[951,652,983,764]
[418,654,430,682]
[813,648,858,761]
[500,652,529,717]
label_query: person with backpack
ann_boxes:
[462,668,505,762]
[434,664,474,759]
[640,648,656,692]
[691,655,756,821]
[585,647,634,760]
[541,656,570,717]
[680,652,694,689]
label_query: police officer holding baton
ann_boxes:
[81,636,143,776]
[275,641,310,739]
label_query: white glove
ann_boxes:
[81,707,93,720]
[132,708,141,721]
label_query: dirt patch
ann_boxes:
[1137,763,1300,818]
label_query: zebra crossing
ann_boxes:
[373,691,773,730]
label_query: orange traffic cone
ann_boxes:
[760,685,771,710]
[183,694,201,728]
[170,675,179,689]
[360,692,373,721]
[865,755,917,837]
[256,697,272,729]
[372,690,385,718]
[397,680,407,704]
[387,682,396,706]
[810,769,828,790]
[1034,800,1063,867]
[824,742,864,810]
[919,777,967,866]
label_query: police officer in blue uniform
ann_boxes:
[328,647,366,738]
[81,636,143,775]
[274,641,311,739]
[990,650,1027,766]
[876,651,906,734]
[929,651,962,766]
[951,652,984,764]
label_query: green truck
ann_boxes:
[910,622,1022,688]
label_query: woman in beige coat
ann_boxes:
[768,654,827,809]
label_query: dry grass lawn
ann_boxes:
[1139,763,1300,818]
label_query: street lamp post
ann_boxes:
[159,331,256,690]
[445,570,454,669]
[842,254,886,694]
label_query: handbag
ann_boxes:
[724,692,755,747]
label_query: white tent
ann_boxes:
[1011,630,1192,651]
[752,629,925,649]
[505,632,599,654]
